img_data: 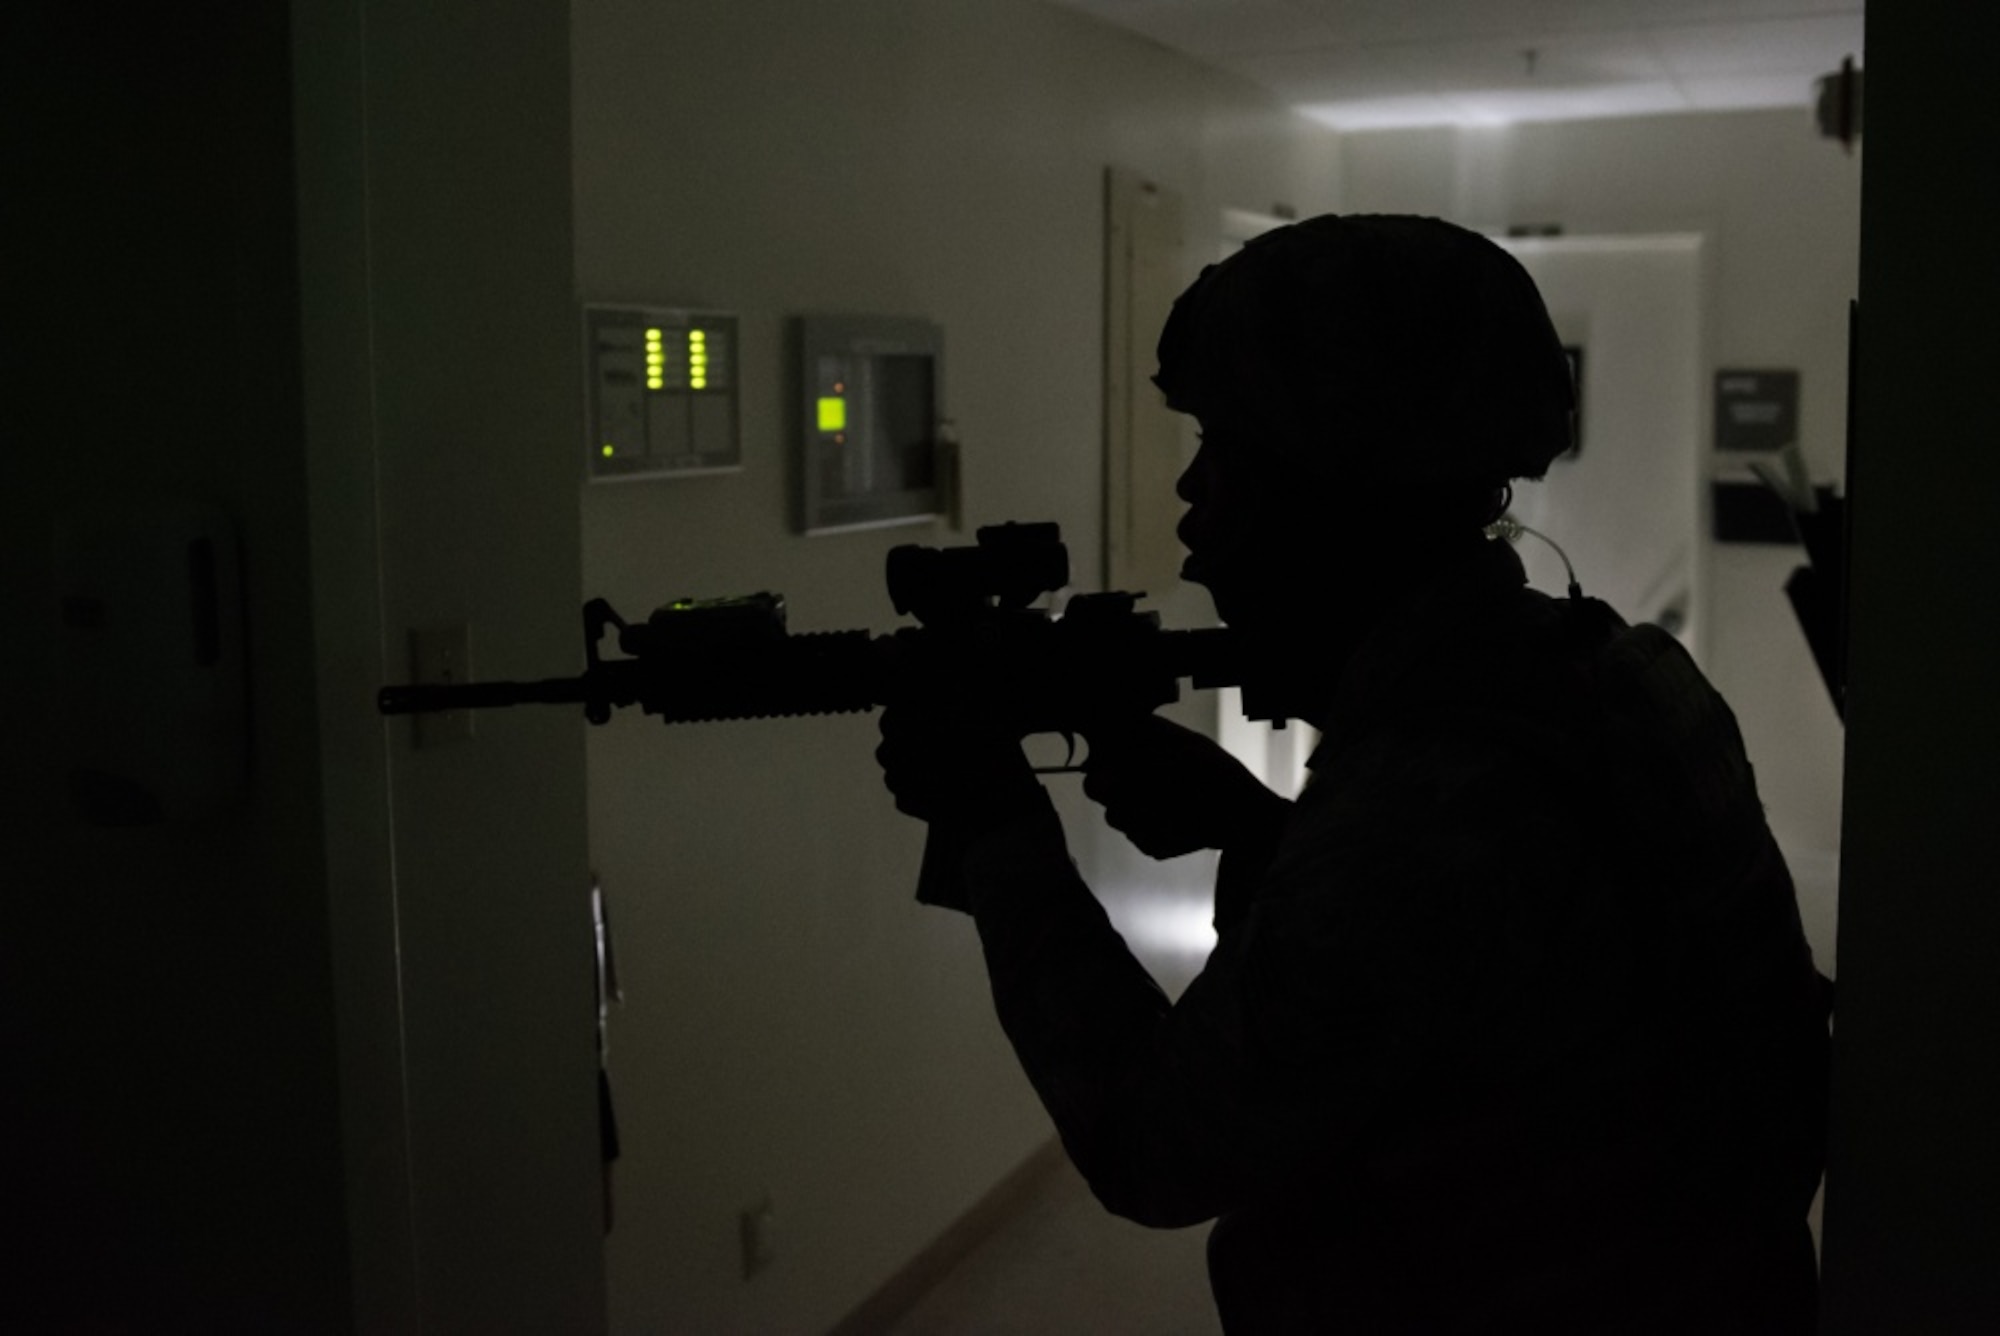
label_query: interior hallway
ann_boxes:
[880,1152,1221,1336]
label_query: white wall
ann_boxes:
[571,0,1339,1329]
[1343,111,1860,976]
[295,0,607,1328]
[1500,235,1705,651]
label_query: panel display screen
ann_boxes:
[583,304,740,482]
[798,317,943,534]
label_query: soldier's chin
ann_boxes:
[1203,584,1261,633]
[1181,562,1230,620]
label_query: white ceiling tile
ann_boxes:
[1235,30,1667,104]
[1406,31,1670,91]
[1625,0,1862,26]
[1060,0,1866,53]
[1294,0,1547,47]
[1296,0,1587,47]
[1080,0,1345,57]
[1284,0,1854,47]
[1230,41,1446,102]
[1649,15,1864,76]
[1041,0,1867,128]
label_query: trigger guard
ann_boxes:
[1028,731,1089,775]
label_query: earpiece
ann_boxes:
[1484,513,1584,601]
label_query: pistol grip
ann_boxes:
[915,822,974,912]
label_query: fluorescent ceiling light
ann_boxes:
[1300,77,1817,131]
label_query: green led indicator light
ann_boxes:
[817,396,847,432]
[645,327,662,341]
[602,444,616,458]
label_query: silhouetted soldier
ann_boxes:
[878,215,1830,1333]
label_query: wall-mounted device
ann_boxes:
[54,500,248,825]
[584,303,740,482]
[796,315,943,534]
[1815,56,1862,152]
[1715,368,1799,453]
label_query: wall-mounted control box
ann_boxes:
[796,315,943,534]
[54,500,248,825]
[584,304,740,482]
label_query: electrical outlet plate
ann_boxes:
[409,624,473,748]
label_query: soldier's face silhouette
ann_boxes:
[1175,420,1322,635]
[1176,414,1507,727]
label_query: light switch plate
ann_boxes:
[409,624,473,748]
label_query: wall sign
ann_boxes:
[1715,368,1800,452]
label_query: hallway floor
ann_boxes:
[880,1154,1222,1336]
[876,1156,1825,1335]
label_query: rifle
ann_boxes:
[378,521,1245,898]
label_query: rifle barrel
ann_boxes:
[375,627,1247,721]
[377,676,590,716]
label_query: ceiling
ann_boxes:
[1046,0,1865,130]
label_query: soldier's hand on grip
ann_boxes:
[875,703,1044,830]
[1081,714,1290,860]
